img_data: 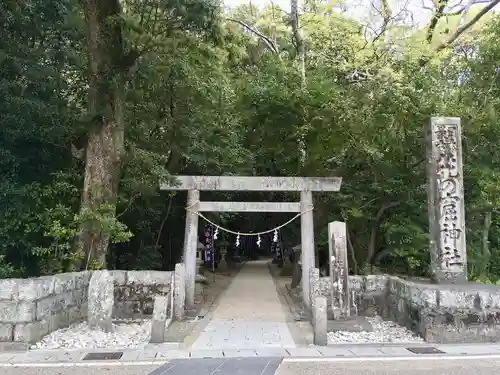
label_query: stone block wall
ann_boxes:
[111,270,172,319]
[0,269,174,346]
[0,272,91,346]
[316,275,387,316]
[317,274,500,343]
[386,277,500,343]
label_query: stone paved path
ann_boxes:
[190,260,296,350]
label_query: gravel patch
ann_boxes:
[328,316,424,344]
[30,270,239,351]
[31,320,151,350]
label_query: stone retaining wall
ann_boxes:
[316,274,500,343]
[111,270,172,319]
[0,272,91,347]
[0,269,174,347]
[386,277,500,343]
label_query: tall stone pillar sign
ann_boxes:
[426,117,467,282]
[328,221,350,318]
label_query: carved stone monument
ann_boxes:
[313,295,328,345]
[328,221,350,318]
[150,295,169,343]
[309,267,320,309]
[426,117,467,283]
[218,243,229,274]
[88,270,114,332]
[289,245,302,286]
[174,263,186,320]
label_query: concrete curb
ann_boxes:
[2,343,500,366]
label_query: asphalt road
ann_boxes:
[2,357,500,375]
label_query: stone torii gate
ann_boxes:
[160,176,342,309]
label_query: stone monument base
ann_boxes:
[432,270,468,285]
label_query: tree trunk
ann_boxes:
[290,0,305,86]
[365,201,401,266]
[77,0,127,269]
[290,0,307,168]
[346,225,358,274]
[482,211,492,271]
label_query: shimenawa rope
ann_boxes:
[185,201,312,236]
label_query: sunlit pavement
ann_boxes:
[276,357,500,375]
[0,365,158,375]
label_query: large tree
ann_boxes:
[77,0,134,268]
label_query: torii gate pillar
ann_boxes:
[183,189,199,308]
[300,190,315,306]
[160,176,342,309]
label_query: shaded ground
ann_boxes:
[267,263,314,347]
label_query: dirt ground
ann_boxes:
[193,271,234,308]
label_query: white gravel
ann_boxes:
[31,320,151,350]
[33,315,421,349]
[328,316,424,344]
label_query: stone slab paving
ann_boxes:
[190,260,296,350]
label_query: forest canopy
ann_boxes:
[1,0,500,282]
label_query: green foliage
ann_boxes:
[2,0,500,281]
